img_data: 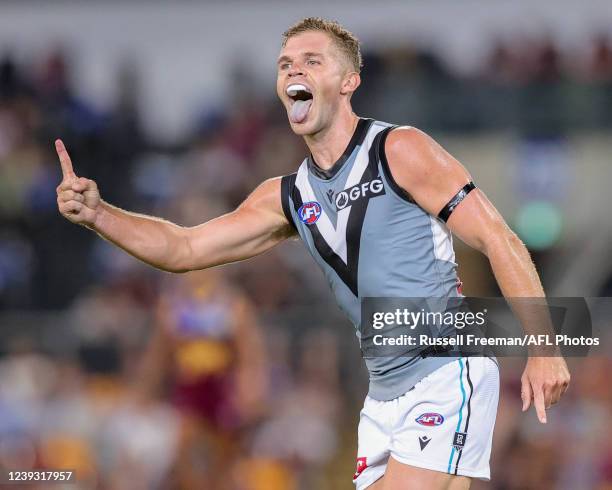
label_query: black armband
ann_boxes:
[437,182,476,222]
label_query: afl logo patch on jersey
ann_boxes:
[416,413,445,426]
[298,201,322,225]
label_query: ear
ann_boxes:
[340,71,361,96]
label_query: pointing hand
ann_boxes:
[55,139,101,227]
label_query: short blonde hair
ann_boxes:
[282,17,363,72]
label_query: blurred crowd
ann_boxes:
[357,34,612,134]
[0,31,611,490]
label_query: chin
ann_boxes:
[289,122,313,136]
[287,114,320,136]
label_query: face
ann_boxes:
[277,31,358,136]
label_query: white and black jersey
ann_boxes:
[281,118,473,400]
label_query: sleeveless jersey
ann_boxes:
[280,118,462,401]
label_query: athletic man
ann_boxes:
[56,17,570,490]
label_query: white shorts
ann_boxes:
[353,357,499,489]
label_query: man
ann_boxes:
[137,269,267,489]
[56,17,570,490]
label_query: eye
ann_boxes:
[307,59,320,66]
[279,63,290,70]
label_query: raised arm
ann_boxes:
[384,127,570,424]
[55,139,294,273]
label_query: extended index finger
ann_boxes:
[533,384,547,424]
[55,139,76,180]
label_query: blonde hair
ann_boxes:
[282,17,363,72]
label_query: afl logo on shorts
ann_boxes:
[416,412,445,426]
[298,201,322,225]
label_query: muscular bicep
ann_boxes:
[444,188,512,253]
[184,177,295,270]
[385,127,473,216]
[385,127,510,254]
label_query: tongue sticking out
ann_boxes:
[289,99,312,123]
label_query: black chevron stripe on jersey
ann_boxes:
[288,128,391,296]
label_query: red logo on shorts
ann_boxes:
[353,457,368,480]
[416,412,445,426]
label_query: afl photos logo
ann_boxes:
[335,178,385,211]
[298,201,322,225]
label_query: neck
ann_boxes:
[304,109,360,170]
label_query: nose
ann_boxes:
[288,62,304,78]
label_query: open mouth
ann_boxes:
[286,84,313,123]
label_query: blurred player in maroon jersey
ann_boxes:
[138,268,267,489]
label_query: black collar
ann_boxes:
[308,118,373,180]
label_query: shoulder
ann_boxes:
[246,176,282,199]
[380,125,473,216]
[383,126,450,187]
[385,125,430,148]
[384,126,459,185]
[240,176,298,236]
[385,126,440,166]
[239,176,284,212]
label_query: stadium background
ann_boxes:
[0,1,611,489]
